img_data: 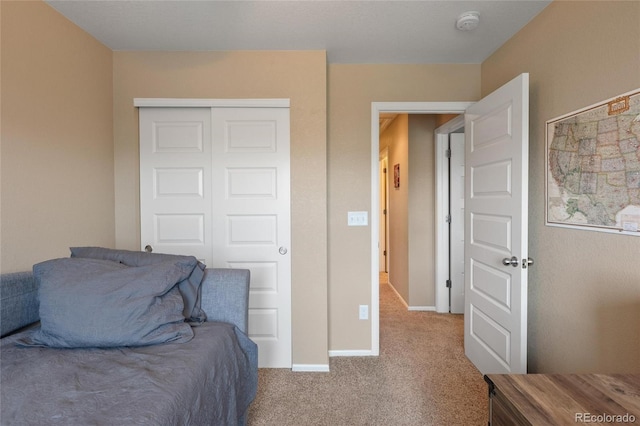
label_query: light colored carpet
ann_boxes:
[247,276,488,425]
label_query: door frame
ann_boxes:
[370,102,474,355]
[434,115,466,313]
[134,98,290,108]
[379,148,389,273]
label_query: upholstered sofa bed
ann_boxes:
[0,247,258,425]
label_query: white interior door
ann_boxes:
[211,107,292,369]
[449,132,465,314]
[139,104,292,369]
[464,73,530,375]
[139,107,213,263]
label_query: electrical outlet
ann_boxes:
[359,304,369,320]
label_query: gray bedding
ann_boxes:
[1,321,257,425]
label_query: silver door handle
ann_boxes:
[502,256,518,267]
[522,258,534,269]
[144,245,153,253]
[279,247,288,255]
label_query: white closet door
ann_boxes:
[139,107,213,264]
[211,107,291,369]
[139,105,292,368]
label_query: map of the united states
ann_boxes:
[547,91,640,234]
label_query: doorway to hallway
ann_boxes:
[372,74,532,374]
[369,102,473,356]
[378,112,466,315]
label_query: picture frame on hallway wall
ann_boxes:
[394,163,400,189]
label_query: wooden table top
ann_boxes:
[485,374,640,426]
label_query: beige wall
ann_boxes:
[383,115,410,302]
[408,114,436,307]
[482,0,640,373]
[435,114,459,128]
[380,114,437,308]
[0,1,114,273]
[328,64,481,350]
[112,51,328,366]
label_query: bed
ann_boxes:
[0,247,258,426]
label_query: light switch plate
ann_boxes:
[348,211,368,226]
[359,305,369,320]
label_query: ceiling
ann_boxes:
[45,0,551,64]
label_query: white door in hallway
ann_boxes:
[139,104,291,369]
[464,73,530,374]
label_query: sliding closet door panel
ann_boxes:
[211,107,291,369]
[139,107,212,264]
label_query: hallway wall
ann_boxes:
[381,115,409,302]
[408,115,437,308]
[379,114,437,308]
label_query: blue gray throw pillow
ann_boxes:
[22,257,194,348]
[70,247,207,324]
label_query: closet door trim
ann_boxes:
[134,98,290,108]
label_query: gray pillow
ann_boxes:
[22,258,194,348]
[70,247,206,324]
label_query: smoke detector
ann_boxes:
[456,11,480,31]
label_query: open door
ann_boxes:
[464,73,530,375]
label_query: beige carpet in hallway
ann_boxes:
[247,276,488,425]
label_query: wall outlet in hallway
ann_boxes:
[359,304,369,320]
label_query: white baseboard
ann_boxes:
[388,281,436,312]
[328,349,376,357]
[291,364,330,372]
[387,280,408,308]
[408,306,437,311]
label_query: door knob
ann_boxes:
[522,258,534,269]
[279,247,288,255]
[502,256,518,267]
[144,245,153,253]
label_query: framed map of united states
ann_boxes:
[546,88,640,236]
